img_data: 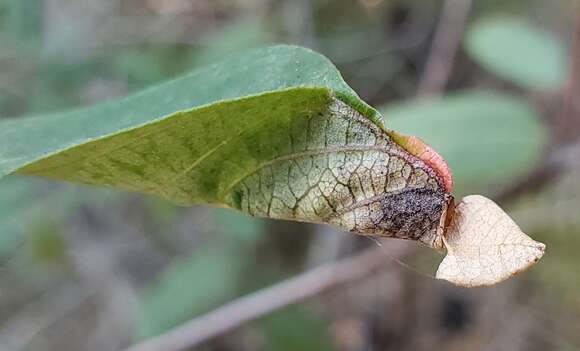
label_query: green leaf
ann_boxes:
[382,91,547,197]
[137,245,242,338]
[465,17,567,90]
[0,45,377,200]
[0,45,456,247]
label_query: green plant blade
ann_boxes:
[0,45,377,175]
[0,45,454,247]
[465,17,567,90]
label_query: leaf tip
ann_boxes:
[387,130,453,193]
[435,195,545,288]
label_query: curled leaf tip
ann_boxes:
[387,130,453,193]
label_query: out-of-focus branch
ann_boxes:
[124,242,413,351]
[556,10,580,144]
[417,0,472,97]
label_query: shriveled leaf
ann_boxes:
[465,17,567,90]
[436,195,545,287]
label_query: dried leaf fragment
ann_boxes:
[436,195,545,287]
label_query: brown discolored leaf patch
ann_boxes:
[436,195,545,287]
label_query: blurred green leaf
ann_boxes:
[260,306,335,351]
[465,17,567,90]
[0,177,35,217]
[28,220,66,264]
[112,49,175,87]
[213,208,265,245]
[0,45,377,207]
[0,177,38,258]
[108,44,200,90]
[382,91,547,196]
[193,17,273,66]
[2,0,42,42]
[143,196,182,227]
[0,176,122,261]
[0,223,22,259]
[137,245,242,338]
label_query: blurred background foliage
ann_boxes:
[1,0,579,350]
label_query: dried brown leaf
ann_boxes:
[436,195,545,287]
